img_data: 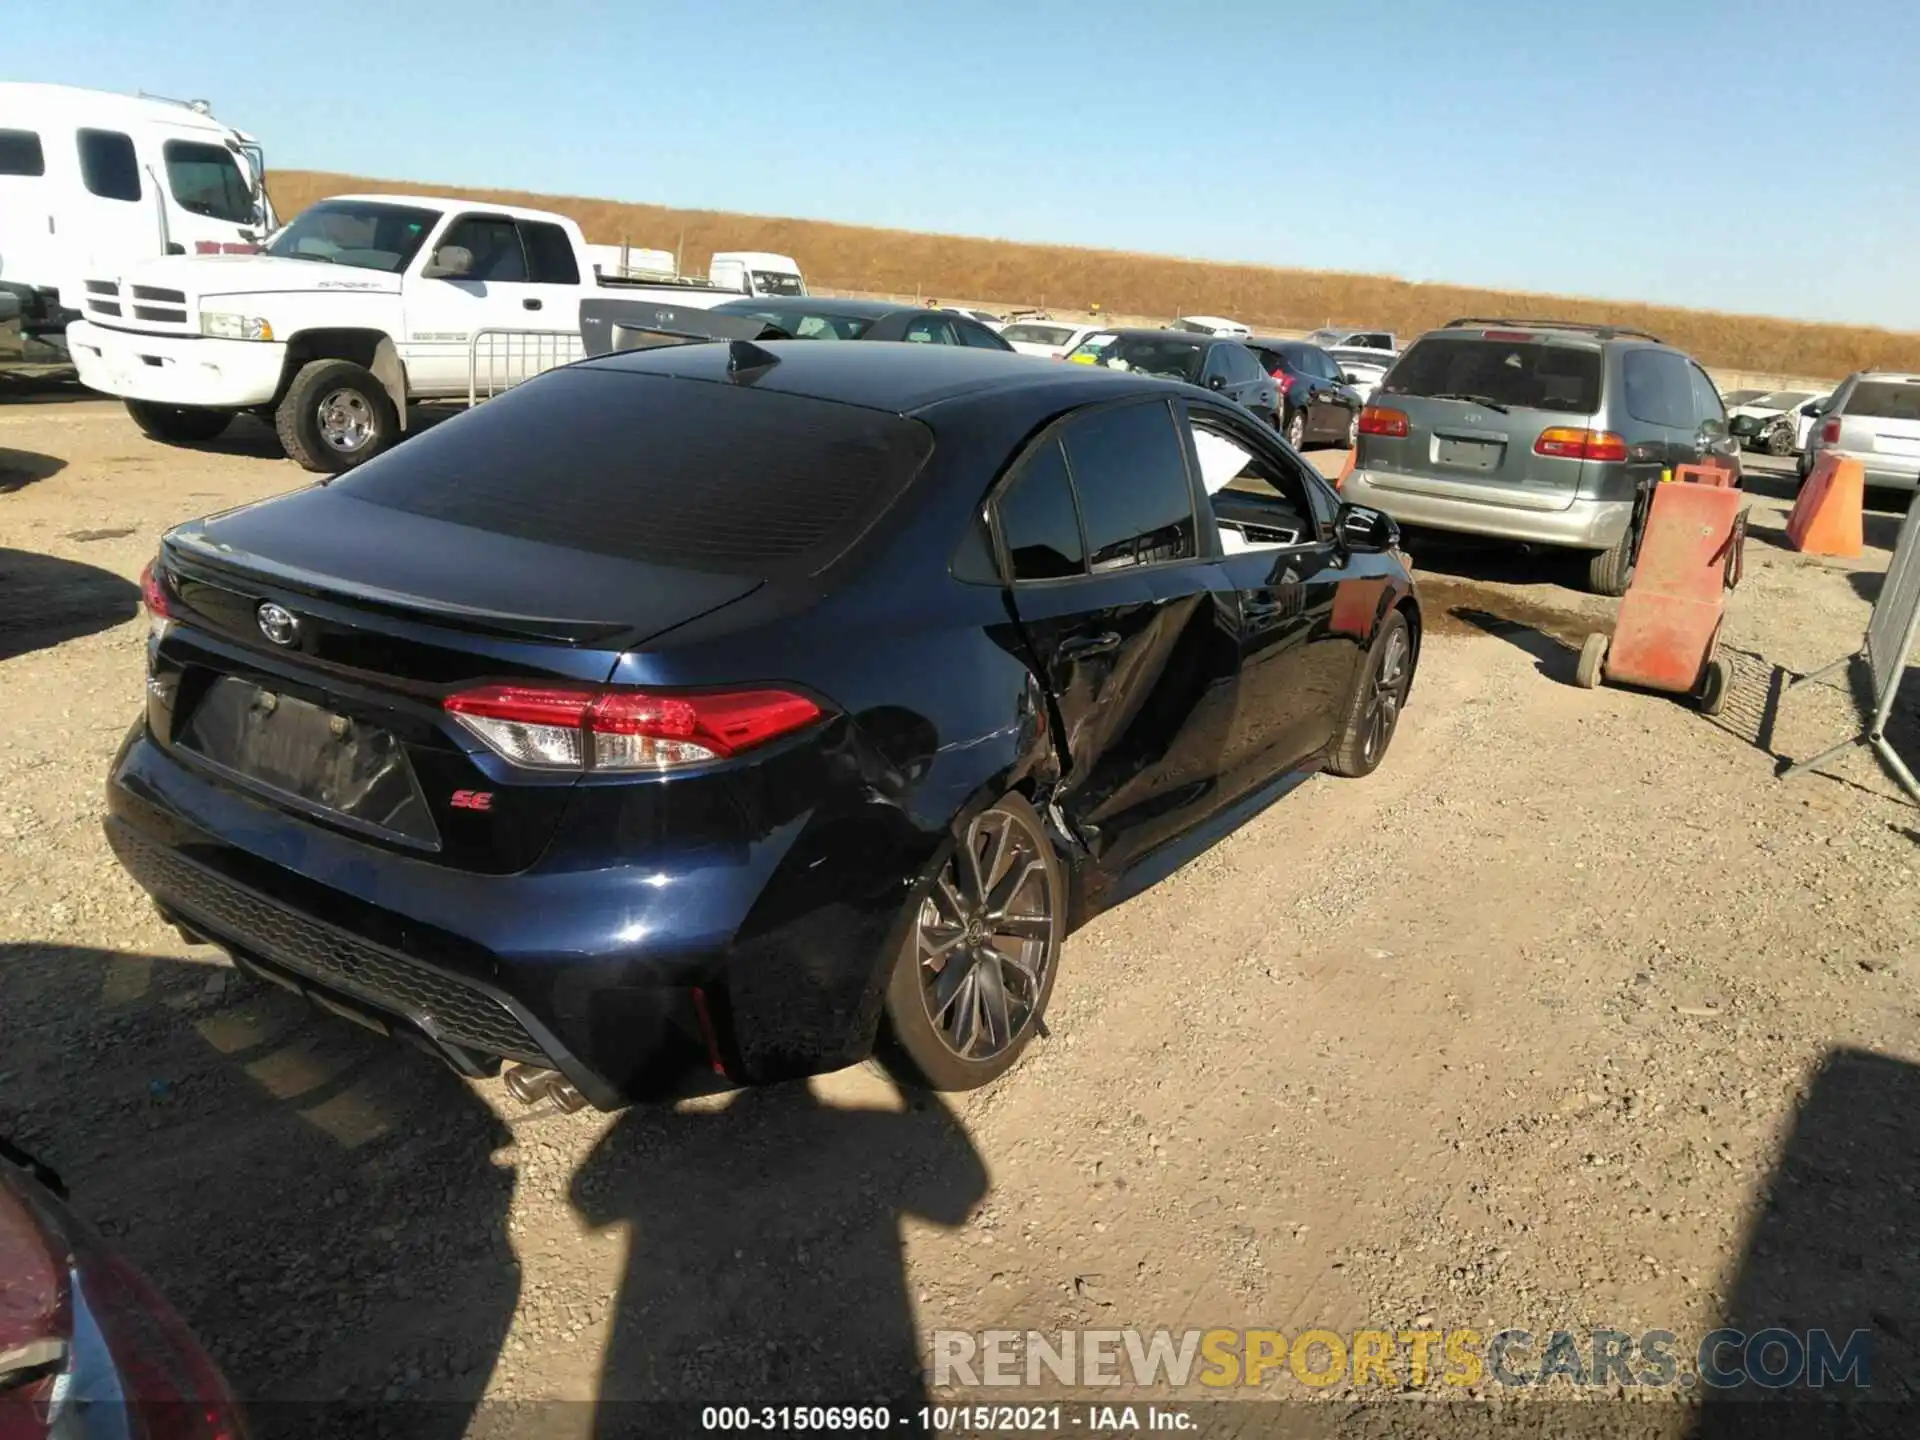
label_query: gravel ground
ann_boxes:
[5,396,1920,1435]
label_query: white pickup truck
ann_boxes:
[66,193,808,472]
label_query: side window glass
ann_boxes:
[438,216,527,281]
[0,130,44,176]
[1227,346,1263,385]
[960,322,1005,350]
[77,129,141,202]
[995,440,1085,580]
[519,222,581,284]
[1187,411,1316,552]
[1200,346,1229,381]
[1689,364,1725,425]
[1062,401,1198,571]
[1623,350,1690,429]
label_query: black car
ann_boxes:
[1246,339,1364,452]
[106,343,1418,1109]
[1064,329,1280,427]
[712,295,1014,349]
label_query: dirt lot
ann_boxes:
[6,391,1920,1434]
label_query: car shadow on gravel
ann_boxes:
[0,546,139,661]
[0,446,66,493]
[1690,1046,1920,1436]
[570,1079,988,1436]
[0,942,520,1440]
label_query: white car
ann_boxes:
[1171,315,1251,339]
[1727,389,1827,454]
[1308,327,1396,353]
[998,320,1105,359]
[1325,346,1396,405]
[938,305,1004,329]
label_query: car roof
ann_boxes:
[1852,371,1920,384]
[1092,328,1219,342]
[1246,336,1310,351]
[714,295,911,319]
[577,338,1171,415]
[321,193,579,226]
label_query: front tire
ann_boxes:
[124,400,232,445]
[1327,609,1414,778]
[274,359,398,474]
[1765,425,1795,458]
[877,793,1064,1091]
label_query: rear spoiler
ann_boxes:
[579,299,790,358]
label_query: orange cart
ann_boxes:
[1574,465,1746,715]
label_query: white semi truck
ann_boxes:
[0,83,273,358]
[66,193,809,472]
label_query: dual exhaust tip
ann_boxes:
[503,1064,586,1113]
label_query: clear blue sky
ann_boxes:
[12,0,1918,329]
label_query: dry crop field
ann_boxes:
[269,169,1920,379]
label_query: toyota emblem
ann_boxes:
[256,602,300,647]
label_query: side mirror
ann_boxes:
[421,245,474,279]
[1337,502,1397,554]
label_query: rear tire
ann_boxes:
[1285,408,1307,451]
[1346,410,1360,449]
[124,400,232,445]
[1575,632,1608,689]
[876,792,1064,1092]
[1586,518,1638,597]
[274,359,398,474]
[1327,609,1414,778]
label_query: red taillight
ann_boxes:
[1273,370,1294,393]
[1822,418,1841,445]
[1535,427,1628,462]
[139,560,173,619]
[1358,406,1409,437]
[443,684,823,772]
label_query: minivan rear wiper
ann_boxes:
[1428,392,1511,413]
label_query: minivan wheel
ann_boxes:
[877,793,1064,1091]
[1285,409,1307,450]
[1586,520,1639,597]
[1327,610,1414,778]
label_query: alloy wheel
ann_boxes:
[1286,412,1306,449]
[915,804,1057,1062]
[316,389,377,454]
[1362,625,1411,765]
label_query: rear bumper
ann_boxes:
[103,723,805,1108]
[1343,468,1632,549]
[68,320,285,409]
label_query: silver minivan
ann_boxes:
[1343,318,1741,595]
[1799,372,1920,491]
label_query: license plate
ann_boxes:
[1436,437,1502,470]
[177,677,437,844]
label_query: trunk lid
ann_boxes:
[154,489,762,875]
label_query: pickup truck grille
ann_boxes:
[83,279,194,332]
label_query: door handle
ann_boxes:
[522,298,543,311]
[1057,632,1122,662]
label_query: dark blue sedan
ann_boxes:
[106,341,1420,1109]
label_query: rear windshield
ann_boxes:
[1844,381,1920,422]
[718,306,873,340]
[1381,336,1603,415]
[1001,324,1072,346]
[328,369,934,577]
[1069,333,1206,384]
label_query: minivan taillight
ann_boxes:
[1358,406,1409,437]
[1821,418,1841,445]
[1535,428,1629,462]
[444,684,823,772]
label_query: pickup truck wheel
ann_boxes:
[124,400,232,445]
[275,359,397,474]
